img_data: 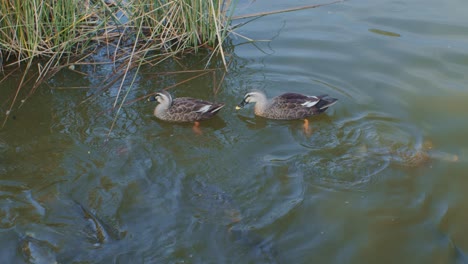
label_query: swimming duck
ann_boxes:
[235,90,337,119]
[236,90,337,135]
[148,91,224,133]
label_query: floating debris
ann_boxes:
[369,28,401,37]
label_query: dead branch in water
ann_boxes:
[232,0,347,20]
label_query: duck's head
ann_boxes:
[235,91,265,110]
[148,91,172,105]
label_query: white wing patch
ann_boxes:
[301,100,319,107]
[196,105,211,113]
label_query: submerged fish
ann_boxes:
[186,179,280,263]
[74,201,125,247]
[358,140,459,168]
[20,236,57,264]
[229,228,280,264]
[188,180,242,226]
[391,140,459,167]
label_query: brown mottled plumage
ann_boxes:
[148,91,224,122]
[236,90,338,119]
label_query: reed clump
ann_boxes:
[0,0,236,125]
[0,0,234,64]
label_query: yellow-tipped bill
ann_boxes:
[236,98,248,110]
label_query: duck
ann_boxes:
[148,91,225,133]
[236,90,337,119]
[235,90,337,134]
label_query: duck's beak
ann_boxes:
[235,99,248,110]
[147,96,156,102]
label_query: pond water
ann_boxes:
[1,0,468,263]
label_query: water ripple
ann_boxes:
[237,163,305,230]
[295,111,426,190]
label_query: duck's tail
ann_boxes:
[316,95,338,112]
[209,103,225,114]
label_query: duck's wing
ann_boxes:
[171,98,224,115]
[272,93,324,108]
[271,93,337,118]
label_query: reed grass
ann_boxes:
[0,0,236,126]
[0,0,235,63]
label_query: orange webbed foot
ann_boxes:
[303,119,314,137]
[192,121,202,135]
